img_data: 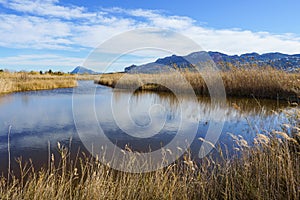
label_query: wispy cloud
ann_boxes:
[0,0,299,70]
[0,14,74,49]
[0,54,84,70]
[0,0,97,19]
[105,8,195,30]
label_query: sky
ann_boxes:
[0,0,300,72]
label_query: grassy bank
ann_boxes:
[96,68,300,100]
[1,109,299,199]
[0,72,77,95]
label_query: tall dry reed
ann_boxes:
[96,68,300,100]
[0,72,77,95]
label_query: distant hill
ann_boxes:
[71,66,98,74]
[125,51,300,73]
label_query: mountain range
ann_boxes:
[125,51,300,73]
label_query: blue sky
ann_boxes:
[0,0,300,72]
[62,0,300,34]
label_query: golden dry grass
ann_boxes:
[0,109,299,199]
[96,68,300,100]
[75,74,100,80]
[0,72,77,95]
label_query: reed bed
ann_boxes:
[74,74,100,80]
[0,72,77,94]
[96,68,300,100]
[1,108,300,199]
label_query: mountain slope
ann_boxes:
[125,51,300,73]
[71,66,98,74]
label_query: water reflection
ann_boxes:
[131,90,287,116]
[104,89,289,148]
[0,81,291,175]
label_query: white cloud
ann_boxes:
[0,0,97,19]
[71,18,140,48]
[0,54,84,71]
[0,14,74,49]
[182,27,300,55]
[108,8,195,30]
[0,1,300,70]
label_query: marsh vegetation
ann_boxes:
[0,71,77,95]
[97,68,300,100]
